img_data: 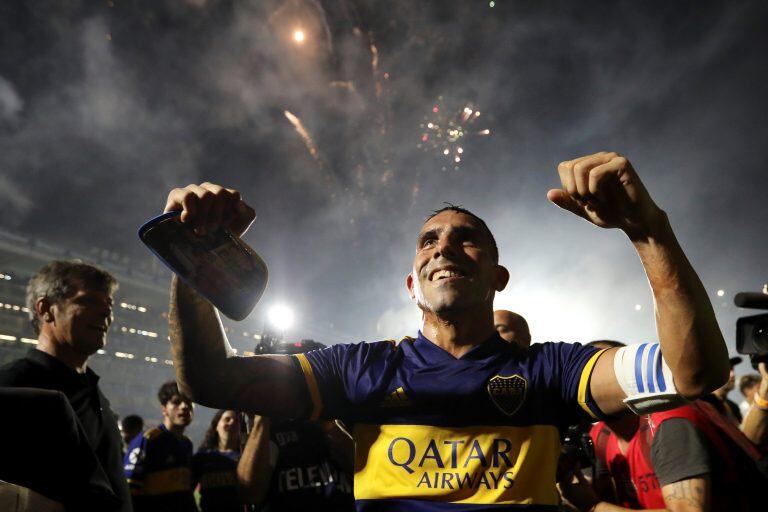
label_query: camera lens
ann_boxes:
[755,319,768,353]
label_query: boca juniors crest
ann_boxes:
[487,374,527,416]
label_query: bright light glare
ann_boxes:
[293,29,305,44]
[268,304,295,330]
[716,289,725,297]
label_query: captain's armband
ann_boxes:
[613,343,689,414]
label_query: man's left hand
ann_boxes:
[548,151,664,239]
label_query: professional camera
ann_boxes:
[255,335,326,355]
[735,291,768,365]
[560,422,595,470]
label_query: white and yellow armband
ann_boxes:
[613,342,689,414]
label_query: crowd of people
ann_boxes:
[1,152,767,511]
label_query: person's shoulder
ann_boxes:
[320,337,415,357]
[528,340,598,357]
[142,426,164,442]
[0,356,38,385]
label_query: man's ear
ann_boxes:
[35,298,54,323]
[406,273,416,300]
[494,265,510,292]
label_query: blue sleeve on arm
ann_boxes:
[539,342,606,423]
[294,341,383,421]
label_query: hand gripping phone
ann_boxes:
[139,211,268,320]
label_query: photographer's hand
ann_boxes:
[742,362,768,447]
[557,465,599,511]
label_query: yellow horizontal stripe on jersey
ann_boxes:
[295,353,323,420]
[353,424,560,506]
[577,349,607,419]
[142,467,193,496]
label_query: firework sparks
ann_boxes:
[417,97,491,170]
[284,110,337,193]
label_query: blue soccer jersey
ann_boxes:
[123,424,197,511]
[292,332,605,511]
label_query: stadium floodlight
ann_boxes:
[268,304,295,331]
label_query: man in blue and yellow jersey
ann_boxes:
[124,381,197,512]
[160,152,730,511]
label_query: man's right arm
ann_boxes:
[169,276,309,416]
[163,183,311,416]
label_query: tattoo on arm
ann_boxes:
[662,476,709,511]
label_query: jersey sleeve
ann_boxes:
[650,418,712,486]
[292,341,382,421]
[538,342,606,423]
[123,433,150,494]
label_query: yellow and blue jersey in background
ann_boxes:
[293,331,605,511]
[123,424,197,512]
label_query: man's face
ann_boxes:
[162,395,194,428]
[494,310,531,349]
[46,281,114,356]
[121,424,142,446]
[407,211,507,316]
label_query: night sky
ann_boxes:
[1,0,767,354]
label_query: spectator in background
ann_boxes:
[124,381,196,512]
[236,341,355,512]
[191,410,243,512]
[742,361,768,450]
[739,373,762,420]
[704,356,743,425]
[493,309,531,348]
[0,260,131,511]
[120,415,145,453]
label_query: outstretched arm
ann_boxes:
[549,152,729,415]
[169,277,308,415]
[165,183,310,416]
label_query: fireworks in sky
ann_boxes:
[417,96,491,170]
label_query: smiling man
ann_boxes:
[163,152,729,511]
[0,260,131,511]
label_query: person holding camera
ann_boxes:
[561,391,768,510]
[742,361,768,449]
[162,152,731,510]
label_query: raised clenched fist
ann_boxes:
[547,151,664,238]
[164,182,256,237]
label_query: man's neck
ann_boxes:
[36,335,89,374]
[421,308,496,359]
[713,389,729,400]
[163,418,186,437]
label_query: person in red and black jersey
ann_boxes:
[561,391,768,511]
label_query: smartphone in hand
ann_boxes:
[139,211,268,320]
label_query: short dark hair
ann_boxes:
[587,339,626,349]
[157,381,191,406]
[426,205,499,263]
[121,414,144,432]
[26,260,118,334]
